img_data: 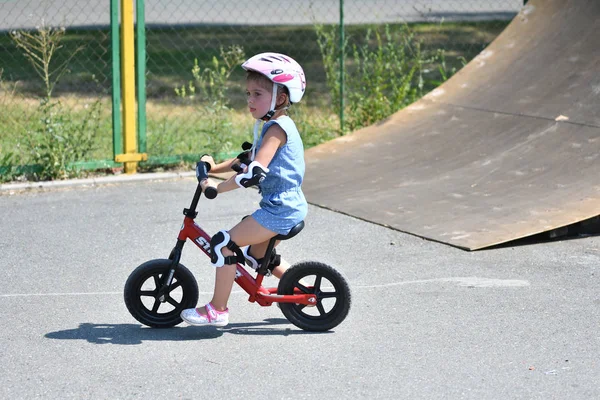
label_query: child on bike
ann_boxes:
[181,52,308,326]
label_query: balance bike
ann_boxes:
[124,162,351,332]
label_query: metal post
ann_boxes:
[110,0,122,159]
[136,0,147,154]
[113,0,147,171]
[339,0,345,133]
[121,0,138,173]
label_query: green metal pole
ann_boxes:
[110,0,122,159]
[339,0,345,133]
[136,0,147,153]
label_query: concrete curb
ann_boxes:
[0,171,197,192]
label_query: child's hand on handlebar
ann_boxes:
[200,154,216,171]
[200,178,218,199]
[195,161,218,199]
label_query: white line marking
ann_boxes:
[0,290,244,298]
[355,276,530,289]
[0,277,528,299]
[0,291,123,298]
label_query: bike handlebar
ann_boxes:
[195,161,218,199]
[201,180,218,199]
[231,142,253,174]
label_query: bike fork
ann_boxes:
[158,239,186,302]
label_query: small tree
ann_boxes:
[10,22,101,181]
[11,22,83,100]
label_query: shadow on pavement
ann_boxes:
[45,319,329,344]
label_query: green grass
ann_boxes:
[0,21,509,181]
[0,21,508,101]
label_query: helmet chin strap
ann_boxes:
[250,120,260,161]
[262,83,279,120]
[251,84,280,160]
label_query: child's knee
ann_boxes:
[210,230,243,267]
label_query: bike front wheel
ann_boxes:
[124,259,199,328]
[277,261,351,332]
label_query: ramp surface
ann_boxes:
[303,0,600,250]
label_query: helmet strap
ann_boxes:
[250,119,261,161]
[269,83,278,114]
[260,83,280,121]
[253,83,285,159]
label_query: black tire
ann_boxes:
[277,261,351,332]
[124,259,199,328]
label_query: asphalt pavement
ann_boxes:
[1,175,599,399]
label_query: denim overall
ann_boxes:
[251,116,308,235]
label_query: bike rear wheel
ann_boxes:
[278,261,351,332]
[124,259,199,328]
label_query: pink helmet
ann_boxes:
[242,52,306,103]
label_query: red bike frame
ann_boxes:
[177,215,317,307]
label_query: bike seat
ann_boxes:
[274,221,304,241]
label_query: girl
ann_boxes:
[180,52,308,326]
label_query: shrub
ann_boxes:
[315,23,458,133]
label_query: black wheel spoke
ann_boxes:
[316,302,326,316]
[314,275,323,292]
[319,291,338,299]
[139,290,156,297]
[294,282,311,294]
[152,299,161,313]
[166,296,180,308]
[153,274,161,289]
[169,281,182,291]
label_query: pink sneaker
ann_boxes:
[180,303,229,327]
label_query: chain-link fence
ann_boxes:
[0,0,523,180]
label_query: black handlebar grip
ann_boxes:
[204,186,218,199]
[231,163,243,173]
[196,161,210,183]
[241,141,253,151]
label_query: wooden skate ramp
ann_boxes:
[303,0,600,250]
